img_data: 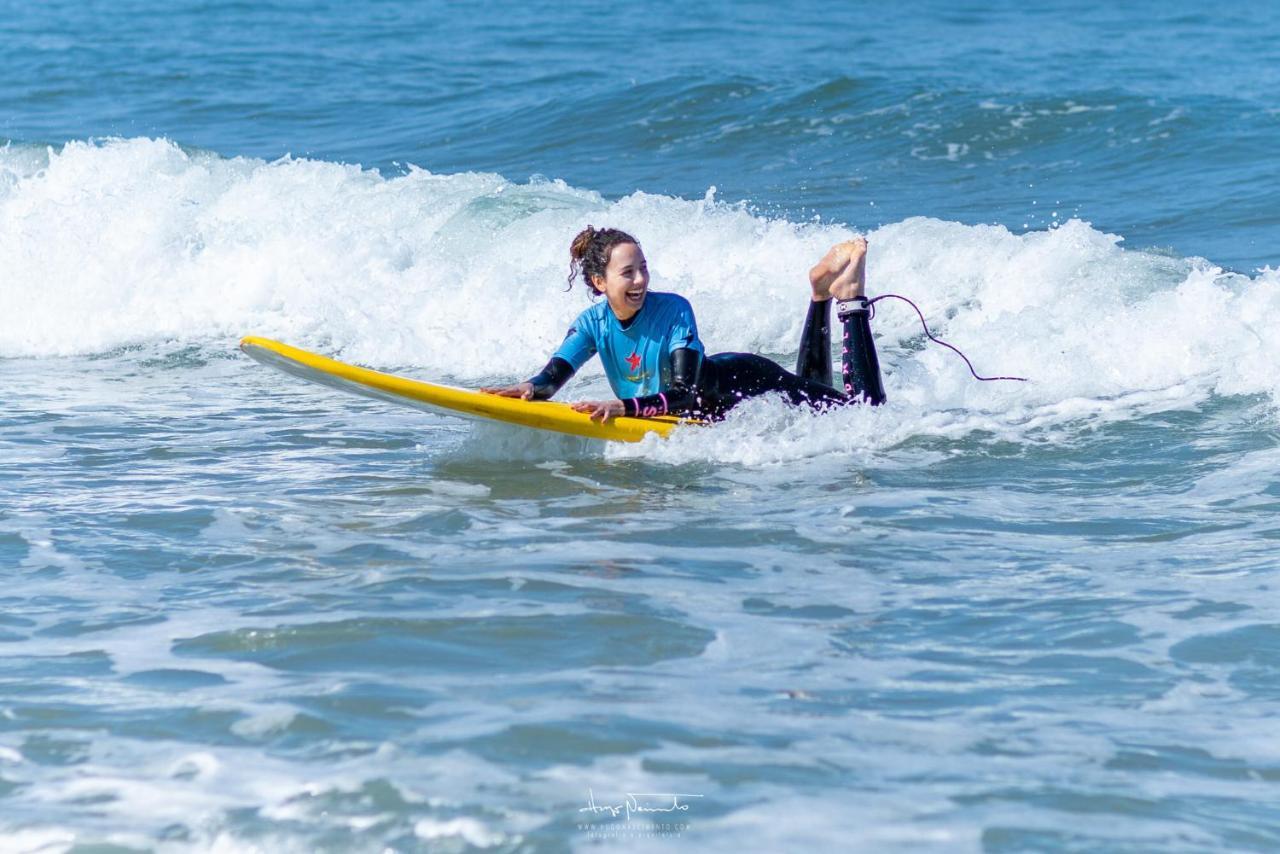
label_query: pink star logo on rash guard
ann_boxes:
[625,351,642,371]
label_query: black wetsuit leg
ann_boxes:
[697,296,884,416]
[700,352,847,417]
[795,298,833,387]
[837,298,886,405]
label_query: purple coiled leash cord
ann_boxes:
[869,294,1028,383]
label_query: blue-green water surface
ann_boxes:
[2,2,1279,851]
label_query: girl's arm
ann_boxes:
[484,310,595,400]
[622,348,704,416]
[573,348,705,421]
[480,356,578,400]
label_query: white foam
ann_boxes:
[444,418,603,462]
[0,829,75,854]
[5,138,1278,463]
[167,752,221,781]
[425,479,493,498]
[413,816,506,847]
[230,706,300,739]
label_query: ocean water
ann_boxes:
[2,1,1279,852]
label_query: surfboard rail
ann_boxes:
[239,336,691,443]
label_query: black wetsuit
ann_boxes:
[526,297,885,419]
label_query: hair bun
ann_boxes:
[569,225,596,260]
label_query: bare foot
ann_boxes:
[828,237,867,301]
[808,238,867,301]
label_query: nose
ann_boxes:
[635,269,648,288]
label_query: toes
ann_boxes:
[819,247,846,274]
[811,240,866,298]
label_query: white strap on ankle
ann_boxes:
[836,296,870,319]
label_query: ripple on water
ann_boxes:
[1169,623,1280,699]
[1105,743,1280,783]
[0,531,32,566]
[35,611,167,638]
[172,614,716,674]
[121,668,230,690]
[1169,623,1280,667]
[460,716,748,772]
[0,651,113,679]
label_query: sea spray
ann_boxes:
[7,139,1280,470]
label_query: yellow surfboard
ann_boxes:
[239,336,690,443]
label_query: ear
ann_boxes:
[590,273,606,293]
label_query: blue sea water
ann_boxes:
[2,1,1279,851]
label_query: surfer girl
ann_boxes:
[481,226,885,421]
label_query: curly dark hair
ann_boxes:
[567,225,639,295]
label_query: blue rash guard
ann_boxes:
[552,292,704,399]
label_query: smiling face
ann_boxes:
[591,242,649,321]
